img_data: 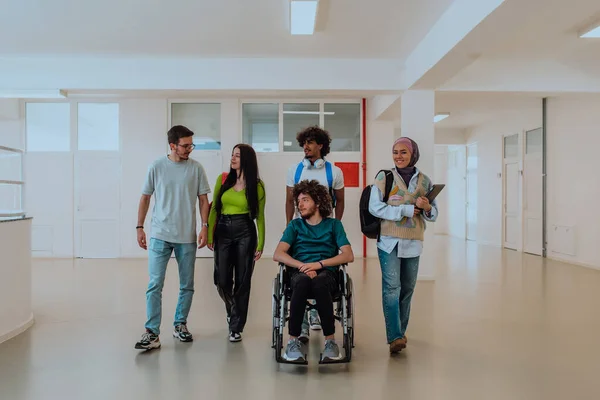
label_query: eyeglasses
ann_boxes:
[177,143,196,150]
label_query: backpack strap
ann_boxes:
[325,161,336,207]
[382,170,393,202]
[377,169,394,242]
[294,162,304,185]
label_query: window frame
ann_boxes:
[167,99,224,156]
[239,98,362,154]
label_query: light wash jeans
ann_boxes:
[145,238,197,335]
[378,245,420,343]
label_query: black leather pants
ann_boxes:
[213,214,257,333]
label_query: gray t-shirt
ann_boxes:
[142,156,211,243]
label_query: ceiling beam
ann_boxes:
[367,94,401,121]
[0,56,402,92]
[401,0,506,90]
[440,58,600,93]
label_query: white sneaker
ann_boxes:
[309,309,321,331]
[229,332,242,342]
[283,338,305,362]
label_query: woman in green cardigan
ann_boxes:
[207,144,266,343]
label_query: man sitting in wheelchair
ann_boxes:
[273,179,354,363]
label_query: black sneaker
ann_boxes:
[229,332,242,342]
[135,330,161,350]
[173,324,193,342]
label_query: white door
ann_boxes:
[523,128,543,255]
[504,161,520,250]
[190,150,223,258]
[466,143,478,241]
[502,132,522,251]
[74,152,121,258]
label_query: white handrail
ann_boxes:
[0,211,26,218]
[0,180,24,185]
[0,145,24,154]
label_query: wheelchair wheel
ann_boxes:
[347,276,355,348]
[271,277,279,349]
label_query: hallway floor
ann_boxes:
[1,236,599,400]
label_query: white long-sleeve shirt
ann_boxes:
[368,168,438,258]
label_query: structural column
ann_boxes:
[399,90,436,280]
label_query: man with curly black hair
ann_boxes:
[274,180,354,363]
[285,125,345,336]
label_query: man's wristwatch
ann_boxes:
[202,223,209,228]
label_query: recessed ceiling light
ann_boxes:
[580,24,600,38]
[290,0,319,35]
[434,113,450,123]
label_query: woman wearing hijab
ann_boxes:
[368,137,438,354]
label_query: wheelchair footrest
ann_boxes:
[318,353,350,365]
[278,355,309,365]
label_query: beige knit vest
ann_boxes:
[374,170,430,241]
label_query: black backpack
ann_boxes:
[359,170,394,240]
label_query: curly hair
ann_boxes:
[293,179,333,218]
[296,125,331,158]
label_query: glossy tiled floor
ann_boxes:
[1,236,600,400]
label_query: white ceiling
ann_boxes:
[0,0,455,59]
[379,91,546,130]
[438,0,600,91]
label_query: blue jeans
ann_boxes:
[145,238,197,335]
[378,245,420,343]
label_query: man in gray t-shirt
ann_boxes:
[134,125,211,351]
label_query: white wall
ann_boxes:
[434,146,449,235]
[435,128,466,145]
[119,99,168,258]
[465,104,542,247]
[434,145,467,238]
[0,100,22,149]
[447,145,467,239]
[546,96,600,269]
[365,120,395,258]
[25,98,368,259]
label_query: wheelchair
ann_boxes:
[271,262,355,364]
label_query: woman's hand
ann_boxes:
[415,196,431,212]
[306,271,317,279]
[254,250,263,261]
[413,207,421,217]
[207,243,214,251]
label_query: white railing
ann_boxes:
[0,144,25,220]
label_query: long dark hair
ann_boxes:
[215,144,263,220]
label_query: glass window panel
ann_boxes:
[171,103,221,150]
[324,103,361,152]
[0,120,24,150]
[283,103,319,152]
[78,103,120,151]
[504,134,519,159]
[0,148,22,182]
[526,128,542,155]
[26,103,70,152]
[0,183,22,218]
[242,103,279,152]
